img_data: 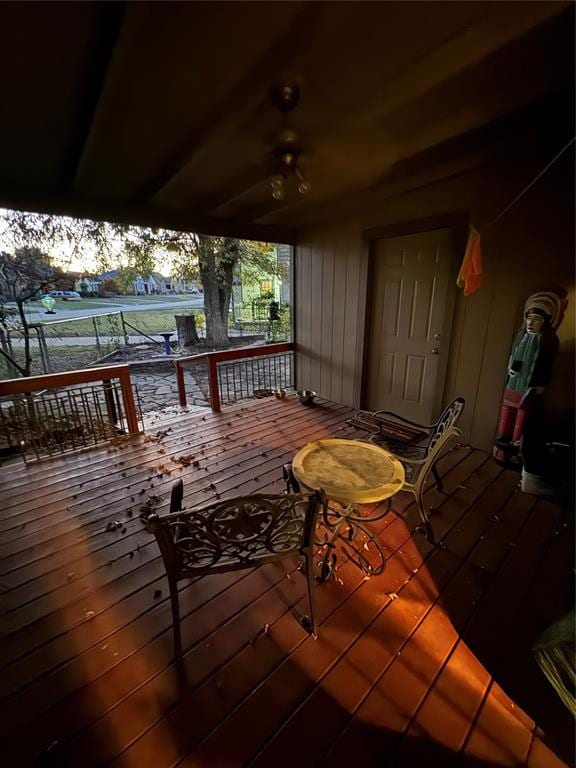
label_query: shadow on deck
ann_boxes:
[0,395,573,767]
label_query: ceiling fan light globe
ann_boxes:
[270,174,285,190]
[297,179,312,195]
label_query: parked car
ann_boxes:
[48,290,82,301]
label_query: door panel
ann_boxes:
[366,228,454,422]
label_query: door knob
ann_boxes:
[433,333,441,341]
[431,348,439,355]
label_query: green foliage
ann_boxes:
[101,278,119,295]
[0,208,127,273]
[269,303,291,342]
[222,241,278,292]
[0,247,60,304]
[0,246,66,376]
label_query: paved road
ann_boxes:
[22,296,204,321]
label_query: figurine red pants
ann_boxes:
[497,389,531,444]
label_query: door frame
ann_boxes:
[359,212,469,417]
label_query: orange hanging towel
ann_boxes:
[457,226,483,296]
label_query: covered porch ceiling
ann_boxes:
[0,1,573,242]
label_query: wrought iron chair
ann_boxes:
[346,399,465,541]
[347,398,465,493]
[389,424,461,541]
[148,479,323,662]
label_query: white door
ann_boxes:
[365,228,455,423]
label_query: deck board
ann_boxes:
[0,395,571,767]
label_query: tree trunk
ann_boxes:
[199,236,237,348]
[175,314,200,347]
[203,283,231,347]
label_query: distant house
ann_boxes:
[98,268,121,293]
[170,276,201,294]
[276,244,291,304]
[74,274,102,296]
[232,244,290,309]
[97,270,169,295]
[134,273,170,295]
[92,270,199,296]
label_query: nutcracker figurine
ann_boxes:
[493,289,567,467]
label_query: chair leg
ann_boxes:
[303,549,318,636]
[432,463,445,494]
[168,575,183,664]
[282,463,300,494]
[416,488,435,544]
[170,478,184,512]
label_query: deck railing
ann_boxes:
[0,365,140,460]
[176,342,294,411]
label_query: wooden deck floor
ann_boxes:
[0,395,573,768]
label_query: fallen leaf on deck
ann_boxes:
[387,592,399,600]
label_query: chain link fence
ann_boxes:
[0,304,291,381]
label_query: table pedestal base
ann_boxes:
[315,498,392,581]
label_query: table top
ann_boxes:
[292,438,405,504]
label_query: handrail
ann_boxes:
[0,364,140,434]
[176,342,294,411]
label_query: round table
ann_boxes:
[292,439,405,579]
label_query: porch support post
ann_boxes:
[207,355,221,412]
[176,361,187,407]
[118,367,139,433]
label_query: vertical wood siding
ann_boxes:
[295,223,364,406]
[294,150,574,450]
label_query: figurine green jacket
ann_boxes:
[506,325,559,394]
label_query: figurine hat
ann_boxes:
[524,291,566,329]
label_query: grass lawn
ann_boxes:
[31,298,121,311]
[39,308,203,337]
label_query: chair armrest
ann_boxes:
[398,427,461,467]
[348,411,430,445]
[372,411,435,431]
[396,455,428,466]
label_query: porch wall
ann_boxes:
[294,146,574,451]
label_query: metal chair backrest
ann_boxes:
[148,491,321,579]
[410,425,461,490]
[429,398,465,452]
